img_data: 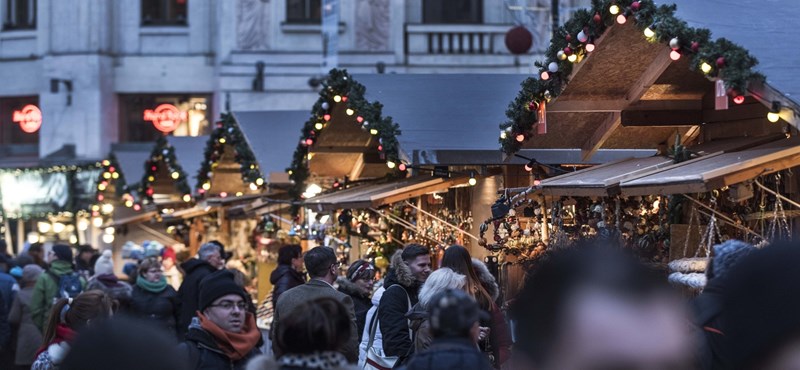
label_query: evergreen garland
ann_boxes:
[499,0,764,155]
[94,153,127,199]
[134,136,193,204]
[287,69,403,216]
[196,112,265,197]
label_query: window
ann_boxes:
[0,96,39,147]
[141,0,187,26]
[423,0,482,24]
[286,0,321,23]
[119,94,211,142]
[3,0,36,30]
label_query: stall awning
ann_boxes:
[304,176,467,211]
[539,156,675,197]
[621,138,800,195]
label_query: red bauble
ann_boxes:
[593,12,602,23]
[565,34,572,42]
[564,47,573,55]
[342,96,348,102]
[691,41,700,52]
[630,1,641,11]
[716,56,726,68]
[504,26,533,55]
[528,101,538,111]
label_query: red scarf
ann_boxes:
[35,324,76,358]
[197,311,261,361]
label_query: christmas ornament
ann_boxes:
[528,101,539,111]
[548,62,559,72]
[540,71,550,80]
[504,26,533,55]
[593,12,602,23]
[716,56,726,68]
[577,30,588,43]
[691,41,700,52]
[669,37,680,50]
[565,34,572,42]
[321,102,329,110]
[630,1,641,11]
[557,50,566,60]
[564,46,573,55]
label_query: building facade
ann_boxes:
[0,0,590,163]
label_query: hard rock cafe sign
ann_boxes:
[12,104,42,133]
[143,104,187,133]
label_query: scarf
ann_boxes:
[136,275,167,293]
[35,324,76,358]
[198,311,261,361]
[97,273,121,287]
[279,351,349,369]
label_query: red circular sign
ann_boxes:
[143,104,188,133]
[12,104,42,133]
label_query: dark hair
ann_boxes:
[78,245,95,254]
[510,244,666,365]
[42,290,114,347]
[277,245,302,266]
[61,317,188,370]
[401,244,429,262]
[441,245,493,311]
[28,243,43,253]
[138,257,162,277]
[304,247,337,278]
[275,297,351,354]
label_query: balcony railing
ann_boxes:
[404,23,512,55]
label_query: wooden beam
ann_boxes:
[621,110,702,126]
[548,99,628,112]
[701,103,765,123]
[628,99,702,111]
[748,80,800,129]
[581,112,621,161]
[310,145,371,154]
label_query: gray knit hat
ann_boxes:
[711,240,755,280]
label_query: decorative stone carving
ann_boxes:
[355,0,390,51]
[237,0,270,50]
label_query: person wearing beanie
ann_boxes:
[30,245,86,332]
[176,242,224,338]
[691,239,756,370]
[86,250,133,311]
[74,245,96,279]
[162,247,182,290]
[129,257,179,336]
[179,270,261,369]
[8,264,44,367]
[336,260,375,336]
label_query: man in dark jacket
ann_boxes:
[400,289,491,370]
[177,243,223,338]
[181,270,261,369]
[269,244,305,306]
[271,246,359,363]
[379,245,431,360]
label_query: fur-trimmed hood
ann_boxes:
[385,249,418,289]
[336,276,370,299]
[418,267,466,308]
[472,258,499,301]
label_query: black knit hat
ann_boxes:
[52,244,74,262]
[198,270,248,312]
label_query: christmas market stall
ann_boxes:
[481,0,800,298]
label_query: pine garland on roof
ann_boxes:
[196,112,265,197]
[134,136,193,204]
[287,69,403,216]
[499,0,764,155]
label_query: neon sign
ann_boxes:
[143,104,187,133]
[12,104,42,133]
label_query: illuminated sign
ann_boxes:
[143,104,187,133]
[12,104,42,133]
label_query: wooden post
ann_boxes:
[17,219,24,254]
[540,195,549,243]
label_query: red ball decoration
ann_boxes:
[733,95,745,105]
[716,56,726,68]
[564,47,573,55]
[323,114,331,121]
[630,1,641,11]
[565,34,572,42]
[528,101,539,111]
[691,41,700,52]
[593,12,602,24]
[342,96,348,102]
[504,26,534,55]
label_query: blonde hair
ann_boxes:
[418,267,466,308]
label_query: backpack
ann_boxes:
[48,271,84,303]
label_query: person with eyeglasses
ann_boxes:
[128,257,178,336]
[180,269,261,369]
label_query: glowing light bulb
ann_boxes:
[183,194,192,202]
[500,131,507,139]
[670,50,681,61]
[586,43,595,52]
[643,27,655,38]
[219,137,226,144]
[315,122,324,130]
[333,95,342,102]
[124,200,134,208]
[346,108,354,116]
[386,161,396,169]
[768,112,780,123]
[568,54,577,62]
[516,134,525,142]
[256,178,264,186]
[609,4,620,14]
[540,71,550,80]
[468,177,477,186]
[700,62,712,74]
[733,95,745,105]
[202,182,211,190]
[171,172,180,179]
[102,233,115,244]
[370,128,378,135]
[101,203,114,214]
[616,14,626,24]
[92,217,104,228]
[249,183,258,191]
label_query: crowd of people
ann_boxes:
[0,237,800,369]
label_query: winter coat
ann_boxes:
[358,286,385,367]
[31,342,69,370]
[407,267,468,354]
[336,277,372,336]
[271,279,359,363]
[86,274,133,310]
[0,271,16,312]
[177,259,218,338]
[691,278,731,370]
[471,259,511,368]
[75,258,94,280]
[0,292,9,351]
[246,352,360,370]
[379,250,421,358]
[129,284,180,335]
[8,287,43,365]
[30,260,87,332]
[270,265,306,307]
[400,337,492,370]
[180,323,261,370]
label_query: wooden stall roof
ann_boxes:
[304,175,467,211]
[621,138,800,195]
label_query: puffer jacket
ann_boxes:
[86,274,133,310]
[400,337,492,370]
[130,284,179,335]
[336,277,372,336]
[270,265,306,306]
[176,259,217,337]
[30,260,87,331]
[378,250,421,358]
